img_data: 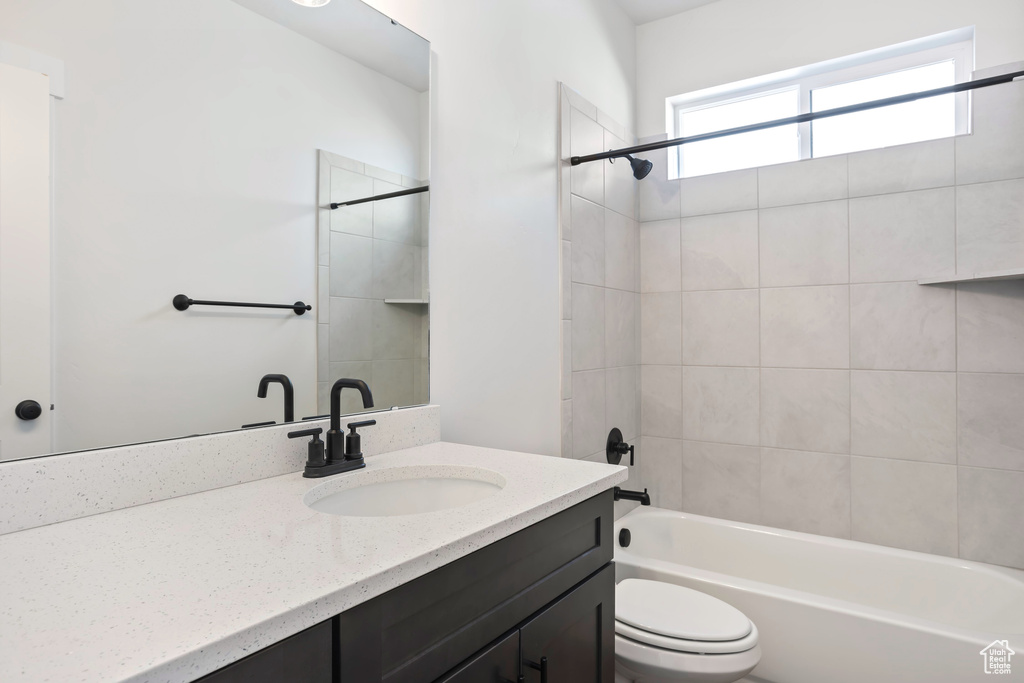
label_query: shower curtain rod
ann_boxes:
[570,69,1024,167]
[329,184,428,210]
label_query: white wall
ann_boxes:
[364,0,637,456]
[0,0,423,452]
[636,0,1024,137]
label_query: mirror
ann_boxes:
[0,0,429,461]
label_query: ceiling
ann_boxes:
[614,0,722,25]
[229,0,429,92]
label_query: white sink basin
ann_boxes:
[304,465,506,517]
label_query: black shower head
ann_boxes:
[624,154,653,180]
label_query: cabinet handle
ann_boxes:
[526,656,548,682]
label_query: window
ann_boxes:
[668,29,972,178]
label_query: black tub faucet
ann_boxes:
[326,378,374,463]
[257,374,294,423]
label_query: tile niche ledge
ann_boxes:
[918,267,1024,285]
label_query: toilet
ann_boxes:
[614,579,761,683]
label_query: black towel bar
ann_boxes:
[173,294,311,315]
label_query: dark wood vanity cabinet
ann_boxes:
[198,490,614,683]
[196,618,333,683]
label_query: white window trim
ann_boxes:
[665,27,974,179]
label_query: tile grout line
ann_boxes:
[953,134,961,559]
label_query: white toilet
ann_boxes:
[614,579,761,683]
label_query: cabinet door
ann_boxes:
[520,564,615,683]
[436,630,519,683]
[196,619,333,683]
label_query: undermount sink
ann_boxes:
[304,465,506,517]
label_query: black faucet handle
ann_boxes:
[346,419,377,432]
[343,420,376,460]
[288,427,323,439]
[289,428,326,472]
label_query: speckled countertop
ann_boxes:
[0,442,626,683]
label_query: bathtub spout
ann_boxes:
[614,487,651,505]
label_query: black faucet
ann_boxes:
[326,378,374,464]
[614,487,651,506]
[257,374,294,423]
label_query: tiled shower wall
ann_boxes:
[317,151,429,416]
[558,85,644,514]
[637,68,1024,570]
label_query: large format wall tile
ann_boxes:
[330,232,374,298]
[758,155,848,208]
[957,281,1024,373]
[956,178,1024,274]
[605,209,638,291]
[607,366,639,441]
[761,448,851,538]
[761,286,850,369]
[570,195,605,286]
[629,73,1024,568]
[679,168,758,217]
[373,179,421,245]
[570,108,604,204]
[851,457,957,556]
[682,367,760,446]
[641,365,683,439]
[330,167,374,237]
[850,282,956,371]
[604,128,636,219]
[682,289,759,367]
[572,370,605,459]
[605,289,637,368]
[639,135,681,221]
[958,372,1024,471]
[849,188,955,283]
[329,297,374,361]
[959,467,1024,569]
[848,137,954,197]
[680,210,759,291]
[373,240,420,299]
[759,200,849,287]
[641,219,682,292]
[372,359,417,409]
[850,371,956,463]
[372,302,422,360]
[641,436,683,511]
[682,441,760,523]
[561,93,639,482]
[956,78,1024,185]
[571,283,605,371]
[761,369,850,454]
[641,292,682,365]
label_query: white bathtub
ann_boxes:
[614,507,1024,683]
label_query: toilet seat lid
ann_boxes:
[615,579,752,642]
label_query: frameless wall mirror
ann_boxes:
[0,0,429,462]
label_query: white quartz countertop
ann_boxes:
[0,442,626,683]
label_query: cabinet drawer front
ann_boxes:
[197,619,333,683]
[339,490,613,683]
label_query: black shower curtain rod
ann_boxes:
[329,184,428,210]
[570,69,1024,167]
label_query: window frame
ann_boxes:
[666,29,974,179]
